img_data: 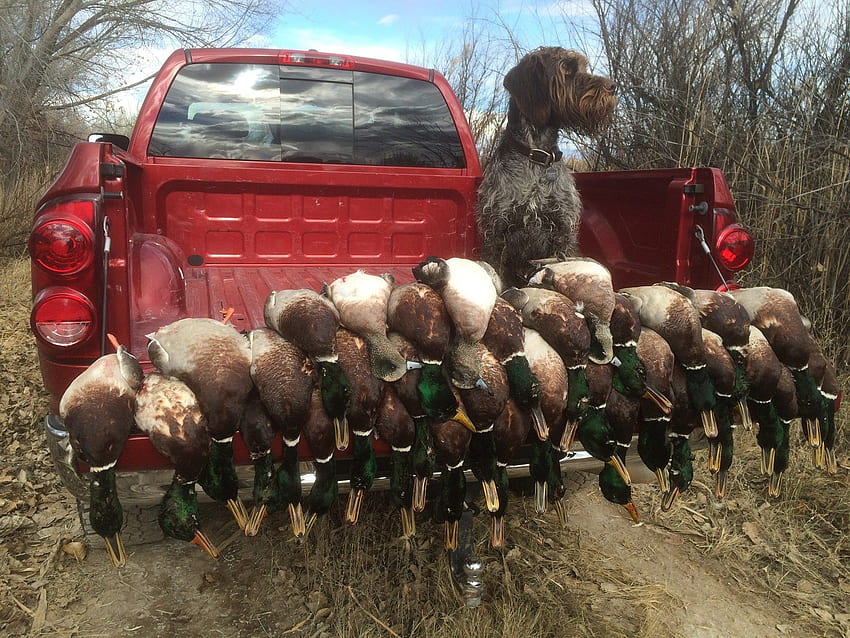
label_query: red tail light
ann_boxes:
[279,51,353,68]
[31,287,96,347]
[715,224,753,271]
[29,202,96,275]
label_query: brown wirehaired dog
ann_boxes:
[476,47,617,288]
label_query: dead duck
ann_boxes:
[238,389,278,536]
[768,366,798,496]
[620,284,718,439]
[336,327,385,526]
[662,365,698,511]
[373,383,417,537]
[805,334,840,472]
[728,287,821,440]
[502,286,592,451]
[430,415,473,550]
[134,372,219,558]
[264,289,351,450]
[481,296,547,441]
[302,382,339,536]
[457,343,509,515]
[528,257,615,364]
[701,328,741,498]
[412,256,497,390]
[580,360,632,486]
[59,339,143,567]
[248,327,315,537]
[635,327,675,494]
[600,382,641,523]
[147,317,253,529]
[491,398,533,548]
[324,270,417,382]
[523,326,569,518]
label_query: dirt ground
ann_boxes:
[2,257,849,637]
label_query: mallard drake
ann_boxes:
[248,327,314,537]
[457,343,509,514]
[502,286,591,450]
[529,257,615,364]
[701,328,740,498]
[523,326,569,517]
[481,297,547,440]
[741,325,784,480]
[635,327,675,494]
[238,389,278,536]
[729,287,822,439]
[581,361,631,485]
[610,293,672,411]
[806,334,840,472]
[600,385,641,523]
[324,270,417,382]
[430,416,472,550]
[59,340,143,567]
[662,365,698,511]
[491,398,532,547]
[134,372,219,558]
[386,282,475,429]
[374,383,417,537]
[412,256,497,390]
[768,365,798,496]
[620,284,718,439]
[302,382,339,536]
[147,317,253,529]
[264,289,351,450]
[336,327,384,525]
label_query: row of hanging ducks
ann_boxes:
[59,256,840,567]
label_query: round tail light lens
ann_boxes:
[715,224,754,271]
[31,288,96,347]
[29,217,94,275]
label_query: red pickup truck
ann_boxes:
[31,48,753,512]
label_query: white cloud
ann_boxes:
[377,14,400,26]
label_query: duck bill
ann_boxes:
[661,485,680,511]
[490,516,505,549]
[345,488,364,525]
[530,405,549,441]
[654,468,670,494]
[622,501,641,524]
[553,498,568,527]
[103,533,127,568]
[804,418,822,448]
[444,520,459,551]
[289,502,306,538]
[534,480,548,515]
[607,456,631,485]
[244,503,268,537]
[700,410,719,438]
[825,448,838,474]
[760,447,776,476]
[451,408,477,433]
[714,469,729,499]
[708,441,722,473]
[812,444,825,470]
[768,471,783,498]
[190,530,220,559]
[559,419,579,452]
[334,416,350,451]
[400,506,416,539]
[482,479,500,513]
[643,385,673,415]
[304,512,318,538]
[736,399,752,431]
[226,497,249,530]
[412,476,429,513]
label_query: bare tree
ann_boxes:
[0,0,284,172]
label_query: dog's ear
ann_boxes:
[504,52,552,127]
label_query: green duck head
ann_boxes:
[503,355,548,440]
[198,438,240,503]
[566,366,589,420]
[89,467,126,567]
[318,360,351,448]
[159,478,219,558]
[306,458,339,520]
[662,435,694,510]
[598,450,640,522]
[611,344,646,398]
[416,363,475,431]
[790,366,822,420]
[275,444,302,508]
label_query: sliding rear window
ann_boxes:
[149,62,466,168]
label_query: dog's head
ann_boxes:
[504,47,616,135]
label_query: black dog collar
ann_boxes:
[506,133,563,166]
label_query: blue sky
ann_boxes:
[269,0,598,66]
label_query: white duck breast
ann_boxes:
[440,257,498,342]
[325,270,393,337]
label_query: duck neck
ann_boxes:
[88,468,123,538]
[159,477,201,542]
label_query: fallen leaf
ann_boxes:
[741,521,764,545]
[61,541,87,562]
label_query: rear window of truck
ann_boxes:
[148,62,466,168]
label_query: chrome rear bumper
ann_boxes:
[46,413,664,506]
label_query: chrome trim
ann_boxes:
[45,414,88,500]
